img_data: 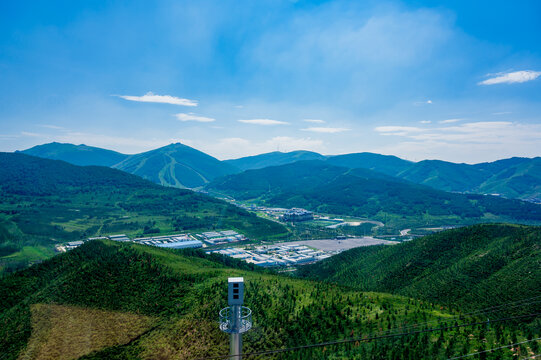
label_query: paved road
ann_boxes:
[277,237,399,251]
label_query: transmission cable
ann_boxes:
[196,312,540,360]
[364,295,541,339]
[448,337,541,359]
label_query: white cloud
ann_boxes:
[174,113,215,122]
[420,120,431,124]
[374,121,540,144]
[375,126,424,133]
[21,131,46,137]
[478,70,541,85]
[238,119,289,125]
[301,127,349,133]
[439,118,463,124]
[115,92,198,106]
[39,124,66,130]
[303,119,325,124]
[414,100,433,106]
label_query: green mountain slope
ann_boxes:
[207,161,541,229]
[113,143,239,188]
[326,152,413,177]
[20,142,128,167]
[1,239,535,360]
[225,150,326,171]
[298,224,541,312]
[475,157,541,199]
[0,153,286,272]
[397,160,488,193]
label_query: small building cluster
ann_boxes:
[207,244,331,267]
[281,208,314,222]
[195,230,246,245]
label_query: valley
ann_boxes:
[1,147,540,360]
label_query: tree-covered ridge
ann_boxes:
[0,153,287,272]
[22,142,541,199]
[113,143,239,188]
[226,151,541,199]
[20,142,129,167]
[207,160,541,225]
[1,240,537,359]
[298,224,541,314]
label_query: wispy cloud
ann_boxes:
[478,70,541,85]
[374,121,541,144]
[301,127,349,133]
[439,118,463,124]
[174,113,215,122]
[21,131,46,137]
[115,92,198,106]
[372,121,541,163]
[375,126,425,134]
[414,100,433,106]
[238,119,289,125]
[303,119,325,124]
[39,124,66,130]
[420,120,431,124]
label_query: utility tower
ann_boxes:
[220,277,252,359]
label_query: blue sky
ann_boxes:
[1,0,540,163]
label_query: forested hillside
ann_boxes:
[207,161,541,229]
[298,224,541,313]
[112,143,239,188]
[1,240,537,359]
[0,153,286,272]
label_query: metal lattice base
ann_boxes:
[220,306,252,334]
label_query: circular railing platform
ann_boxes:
[219,306,252,334]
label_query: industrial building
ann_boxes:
[108,234,130,242]
[132,234,203,249]
[281,208,314,222]
[197,230,246,245]
[207,244,331,267]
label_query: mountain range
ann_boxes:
[0,152,286,272]
[20,142,541,200]
[206,160,541,230]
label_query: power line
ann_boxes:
[196,312,541,360]
[366,296,541,339]
[519,354,541,359]
[448,337,541,359]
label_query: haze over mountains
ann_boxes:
[21,142,541,200]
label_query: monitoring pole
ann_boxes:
[220,277,252,360]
